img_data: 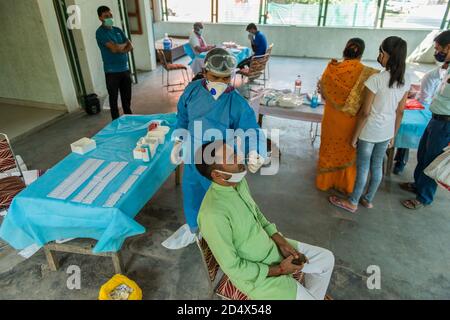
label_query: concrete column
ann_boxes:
[37,0,80,113]
[131,0,157,71]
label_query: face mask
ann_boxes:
[435,50,447,63]
[215,169,247,183]
[197,29,203,35]
[207,81,228,100]
[104,18,114,27]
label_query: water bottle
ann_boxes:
[294,75,302,97]
[311,90,319,108]
[163,33,172,50]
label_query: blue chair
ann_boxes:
[183,43,196,66]
[183,43,207,65]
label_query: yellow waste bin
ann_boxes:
[98,274,142,300]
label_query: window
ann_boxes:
[325,0,378,28]
[126,0,143,34]
[382,0,449,29]
[266,0,321,26]
[164,0,212,22]
[218,0,261,23]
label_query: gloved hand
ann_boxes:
[247,150,265,173]
[170,140,184,165]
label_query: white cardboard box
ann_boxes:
[71,138,96,155]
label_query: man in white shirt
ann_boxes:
[189,22,215,55]
[393,66,444,174]
[401,30,450,209]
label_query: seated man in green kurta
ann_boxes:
[196,140,335,300]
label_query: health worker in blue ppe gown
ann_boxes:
[164,48,266,249]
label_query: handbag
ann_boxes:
[424,145,450,191]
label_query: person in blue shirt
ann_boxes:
[237,23,268,69]
[163,48,266,249]
[96,6,134,120]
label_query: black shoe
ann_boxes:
[393,162,405,175]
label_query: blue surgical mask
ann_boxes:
[197,29,203,36]
[435,50,447,63]
[104,18,114,27]
[206,81,228,100]
[215,169,247,183]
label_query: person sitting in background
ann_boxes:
[237,23,268,70]
[329,36,409,213]
[197,140,334,300]
[316,38,379,195]
[393,60,446,174]
[189,22,215,55]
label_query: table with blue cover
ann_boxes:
[386,108,432,174]
[394,109,432,149]
[0,114,178,254]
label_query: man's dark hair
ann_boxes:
[195,141,221,181]
[343,38,365,59]
[434,30,450,47]
[246,23,257,32]
[97,6,111,17]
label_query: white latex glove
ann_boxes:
[247,150,265,173]
[170,140,184,165]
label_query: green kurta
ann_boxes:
[197,179,299,300]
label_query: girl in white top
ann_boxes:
[330,36,410,213]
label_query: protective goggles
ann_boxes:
[205,54,237,72]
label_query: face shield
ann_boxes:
[204,54,237,77]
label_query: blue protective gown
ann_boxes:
[175,79,265,230]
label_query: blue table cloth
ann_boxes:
[0,114,177,253]
[395,109,432,149]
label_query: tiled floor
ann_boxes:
[0,57,448,299]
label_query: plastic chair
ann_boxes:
[156,49,189,93]
[264,43,274,80]
[235,53,270,98]
[0,133,45,211]
[0,133,25,210]
[183,43,196,66]
[195,234,305,300]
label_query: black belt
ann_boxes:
[432,113,450,122]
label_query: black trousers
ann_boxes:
[237,55,253,69]
[105,71,132,120]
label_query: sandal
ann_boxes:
[402,199,424,210]
[329,196,357,213]
[399,182,417,194]
[360,198,374,209]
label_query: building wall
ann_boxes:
[68,0,122,99]
[154,22,433,61]
[130,0,157,71]
[0,0,66,108]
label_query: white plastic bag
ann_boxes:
[161,224,196,250]
[424,146,450,191]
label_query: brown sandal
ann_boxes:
[360,198,374,209]
[399,182,417,194]
[402,199,424,210]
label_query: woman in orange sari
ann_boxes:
[316,38,379,194]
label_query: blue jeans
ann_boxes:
[413,118,450,205]
[349,139,390,205]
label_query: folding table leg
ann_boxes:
[175,165,181,186]
[385,147,395,177]
[111,252,124,275]
[44,246,59,271]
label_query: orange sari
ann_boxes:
[316,59,378,194]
